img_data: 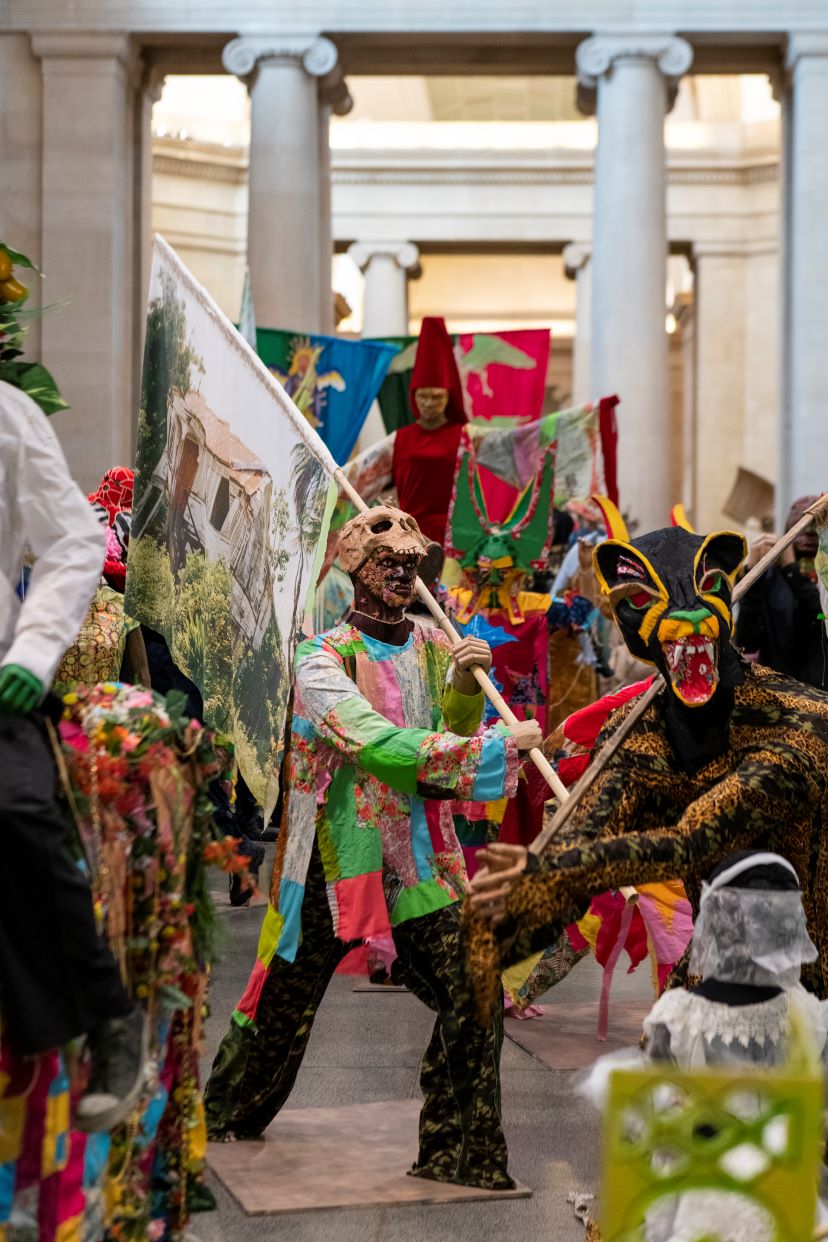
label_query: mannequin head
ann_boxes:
[414,386,450,431]
[408,317,466,427]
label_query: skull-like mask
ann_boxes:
[339,505,429,614]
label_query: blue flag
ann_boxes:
[256,327,398,464]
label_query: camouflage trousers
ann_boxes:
[204,843,511,1188]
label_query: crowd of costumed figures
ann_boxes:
[0,237,700,1239]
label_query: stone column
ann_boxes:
[133,68,164,452]
[347,241,420,338]
[0,35,44,355]
[223,35,351,335]
[562,242,592,405]
[317,102,334,335]
[776,69,794,530]
[692,242,747,532]
[32,33,140,489]
[783,35,828,511]
[576,34,693,531]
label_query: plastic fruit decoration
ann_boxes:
[0,276,28,303]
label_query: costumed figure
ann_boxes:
[444,423,556,864]
[504,681,694,1024]
[468,497,828,1025]
[735,493,828,691]
[578,851,828,1242]
[321,395,614,626]
[54,466,152,689]
[0,241,146,1136]
[391,316,467,545]
[204,504,542,1188]
[546,509,615,733]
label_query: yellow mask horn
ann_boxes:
[670,503,695,533]
[592,495,629,543]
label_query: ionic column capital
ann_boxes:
[576,34,693,114]
[348,241,420,274]
[222,34,334,78]
[562,242,592,279]
[576,34,693,88]
[222,34,352,113]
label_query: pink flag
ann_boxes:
[456,329,551,423]
[456,329,551,521]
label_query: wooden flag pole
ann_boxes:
[527,490,828,857]
[333,467,570,803]
[332,469,828,860]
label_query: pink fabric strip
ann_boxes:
[357,655,405,727]
[597,900,636,1042]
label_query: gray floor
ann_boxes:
[193,860,652,1242]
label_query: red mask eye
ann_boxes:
[700,570,725,594]
[628,591,653,610]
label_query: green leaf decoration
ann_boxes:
[0,243,39,272]
[164,689,190,724]
[156,983,194,1011]
[7,361,69,415]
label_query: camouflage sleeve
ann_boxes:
[495,747,803,965]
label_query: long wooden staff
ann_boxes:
[529,490,828,857]
[333,467,570,802]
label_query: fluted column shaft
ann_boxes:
[563,243,592,405]
[348,241,419,338]
[577,35,692,530]
[33,32,141,488]
[783,35,828,511]
[223,36,351,334]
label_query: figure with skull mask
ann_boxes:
[205,504,541,1188]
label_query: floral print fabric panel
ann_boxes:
[244,622,517,984]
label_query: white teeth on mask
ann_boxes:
[664,636,717,678]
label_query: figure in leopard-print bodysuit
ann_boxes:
[467,498,828,1016]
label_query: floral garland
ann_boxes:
[56,682,249,1240]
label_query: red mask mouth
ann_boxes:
[662,636,719,706]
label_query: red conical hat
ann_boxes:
[409,316,466,424]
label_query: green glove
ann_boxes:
[0,664,45,715]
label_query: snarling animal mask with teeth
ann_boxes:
[591,498,747,709]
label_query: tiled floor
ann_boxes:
[194,863,653,1242]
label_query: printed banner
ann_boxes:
[255,327,397,465]
[126,237,338,808]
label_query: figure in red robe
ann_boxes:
[392,316,467,544]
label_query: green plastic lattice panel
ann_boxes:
[602,1064,823,1241]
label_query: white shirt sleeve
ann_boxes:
[1,386,105,687]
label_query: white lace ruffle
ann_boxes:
[646,1189,774,1242]
[644,986,828,1062]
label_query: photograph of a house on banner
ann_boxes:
[126,238,336,807]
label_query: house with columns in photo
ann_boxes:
[2,1,828,535]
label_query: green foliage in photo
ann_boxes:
[124,536,175,635]
[137,271,205,484]
[170,551,233,732]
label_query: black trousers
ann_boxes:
[204,841,511,1188]
[0,711,132,1054]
